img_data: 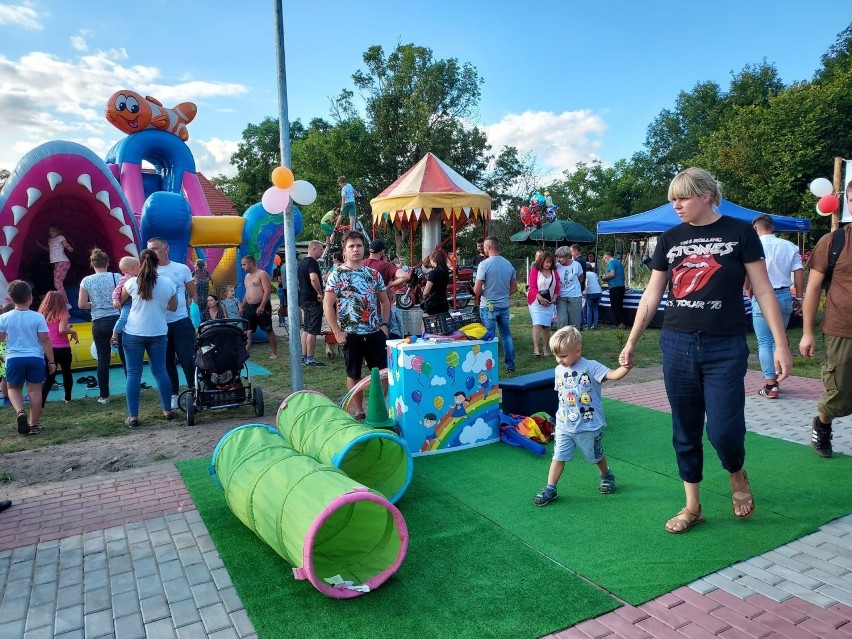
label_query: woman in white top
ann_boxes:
[583,263,603,329]
[119,249,177,428]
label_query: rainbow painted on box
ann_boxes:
[387,339,501,456]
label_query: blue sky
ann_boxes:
[0,0,848,181]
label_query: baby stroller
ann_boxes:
[178,318,264,425]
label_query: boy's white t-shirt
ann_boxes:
[157,261,193,322]
[123,278,177,337]
[0,310,48,359]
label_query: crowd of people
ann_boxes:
[3,167,848,547]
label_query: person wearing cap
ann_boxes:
[363,239,410,290]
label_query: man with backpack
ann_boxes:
[799,219,850,458]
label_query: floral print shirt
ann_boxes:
[325,265,386,334]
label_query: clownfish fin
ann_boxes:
[175,102,197,123]
[150,114,169,128]
[178,127,189,142]
[146,96,163,107]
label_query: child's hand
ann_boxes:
[112,300,121,309]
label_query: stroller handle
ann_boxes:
[199,317,250,332]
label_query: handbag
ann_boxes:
[538,289,551,301]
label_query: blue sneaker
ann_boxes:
[532,486,557,506]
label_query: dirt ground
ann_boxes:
[0,366,665,490]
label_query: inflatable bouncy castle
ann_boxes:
[0,90,300,365]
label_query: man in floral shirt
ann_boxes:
[324,231,391,419]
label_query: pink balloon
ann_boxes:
[262,186,290,214]
[411,355,423,373]
[818,194,840,215]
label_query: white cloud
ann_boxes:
[459,418,492,445]
[70,35,87,52]
[0,48,248,173]
[191,137,239,178]
[430,375,447,387]
[0,3,45,30]
[484,110,607,175]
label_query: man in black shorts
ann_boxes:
[298,240,325,366]
[323,231,391,419]
[240,255,278,358]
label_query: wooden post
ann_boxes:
[832,156,843,231]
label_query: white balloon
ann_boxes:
[90,342,98,359]
[261,186,290,214]
[809,177,833,198]
[290,180,317,206]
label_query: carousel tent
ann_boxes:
[370,152,491,228]
[597,198,810,235]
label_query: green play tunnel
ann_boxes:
[209,424,408,598]
[276,390,413,503]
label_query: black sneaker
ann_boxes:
[811,417,833,458]
[532,486,557,506]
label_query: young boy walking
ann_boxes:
[533,325,630,506]
[0,281,55,435]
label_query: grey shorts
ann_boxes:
[552,428,604,464]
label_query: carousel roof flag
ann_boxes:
[371,152,491,227]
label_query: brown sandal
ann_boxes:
[732,469,754,520]
[27,424,42,435]
[665,506,705,534]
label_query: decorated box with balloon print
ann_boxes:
[386,338,501,456]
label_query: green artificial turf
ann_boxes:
[177,457,619,639]
[416,398,852,605]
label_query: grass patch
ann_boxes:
[177,457,620,639]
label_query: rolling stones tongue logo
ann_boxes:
[671,254,721,298]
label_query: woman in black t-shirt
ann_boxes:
[421,247,450,316]
[619,168,792,534]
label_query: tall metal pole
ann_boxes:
[274,0,303,390]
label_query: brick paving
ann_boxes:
[0,372,848,638]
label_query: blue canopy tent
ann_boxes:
[596,198,810,235]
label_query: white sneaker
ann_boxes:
[97,397,109,405]
[170,395,179,410]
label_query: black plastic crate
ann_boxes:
[423,307,481,335]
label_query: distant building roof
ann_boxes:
[196,173,238,216]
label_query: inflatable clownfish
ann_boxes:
[105,90,197,141]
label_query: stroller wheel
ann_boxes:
[186,400,195,426]
[253,386,264,417]
[177,389,194,414]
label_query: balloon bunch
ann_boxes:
[262,166,318,214]
[519,191,558,230]
[809,177,839,216]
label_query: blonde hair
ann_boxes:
[549,325,582,355]
[667,167,722,208]
[118,256,139,273]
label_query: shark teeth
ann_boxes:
[95,190,110,209]
[47,172,62,191]
[11,206,27,225]
[77,174,92,192]
[110,207,125,223]
[26,188,41,206]
[119,225,134,241]
[125,243,138,257]
[0,247,11,266]
[3,227,18,245]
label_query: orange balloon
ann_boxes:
[274,254,282,266]
[271,166,294,189]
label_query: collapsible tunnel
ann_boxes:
[276,390,413,503]
[209,424,408,598]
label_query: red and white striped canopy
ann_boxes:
[370,153,491,228]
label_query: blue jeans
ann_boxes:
[166,318,196,394]
[114,302,131,334]
[479,306,515,370]
[751,289,793,382]
[660,330,749,483]
[122,333,172,417]
[585,293,601,328]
